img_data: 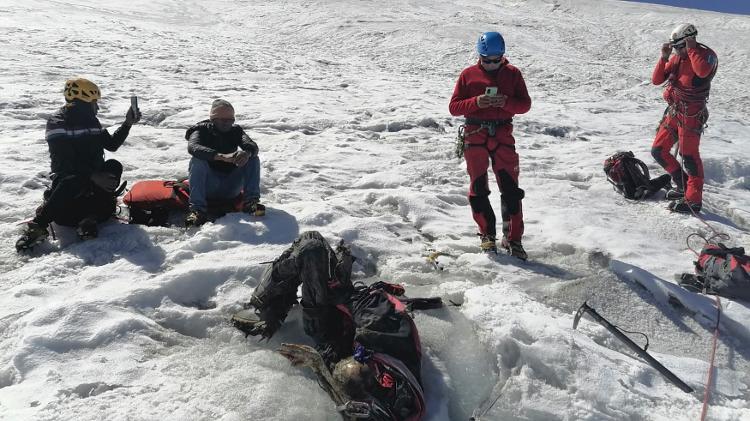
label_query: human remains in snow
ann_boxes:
[232,231,429,420]
[16,78,141,252]
[651,23,718,214]
[184,99,264,227]
[449,31,532,260]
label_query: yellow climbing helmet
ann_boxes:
[64,78,101,103]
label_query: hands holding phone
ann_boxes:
[125,108,141,125]
[477,93,508,109]
[125,96,141,126]
[233,150,250,167]
[215,150,250,167]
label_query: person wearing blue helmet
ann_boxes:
[449,31,532,260]
[476,31,505,57]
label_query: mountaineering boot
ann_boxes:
[665,188,685,200]
[231,308,282,340]
[76,217,98,240]
[185,209,208,227]
[479,234,497,253]
[501,237,528,261]
[668,199,701,214]
[16,222,50,252]
[243,197,266,217]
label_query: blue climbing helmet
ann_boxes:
[476,32,505,56]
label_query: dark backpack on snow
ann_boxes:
[604,151,672,200]
[351,284,422,382]
[680,243,750,301]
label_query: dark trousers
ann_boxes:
[35,159,121,227]
[250,231,354,360]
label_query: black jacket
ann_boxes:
[45,104,130,176]
[186,120,259,173]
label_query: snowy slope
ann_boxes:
[1,0,749,420]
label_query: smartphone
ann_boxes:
[485,87,498,97]
[130,96,139,115]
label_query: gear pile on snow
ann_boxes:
[604,151,672,200]
[680,243,750,301]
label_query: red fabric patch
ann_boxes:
[385,293,407,313]
[379,373,395,388]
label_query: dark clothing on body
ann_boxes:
[185,120,258,173]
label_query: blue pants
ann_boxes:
[188,156,261,212]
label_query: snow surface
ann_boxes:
[1,0,749,420]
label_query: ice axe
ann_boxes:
[573,301,694,393]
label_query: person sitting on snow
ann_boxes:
[231,231,428,421]
[449,31,532,259]
[650,23,718,214]
[16,78,141,251]
[185,99,263,227]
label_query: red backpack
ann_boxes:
[123,179,245,226]
[122,180,190,226]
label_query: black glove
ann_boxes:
[124,107,141,125]
[90,171,119,192]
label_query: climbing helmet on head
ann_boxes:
[64,78,101,103]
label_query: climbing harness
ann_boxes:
[464,118,513,138]
[456,118,515,160]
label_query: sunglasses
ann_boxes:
[671,42,686,49]
[481,57,503,64]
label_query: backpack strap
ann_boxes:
[702,243,746,258]
[164,180,190,204]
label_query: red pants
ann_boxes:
[651,106,706,204]
[464,124,524,241]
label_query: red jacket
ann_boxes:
[449,58,531,119]
[652,44,717,106]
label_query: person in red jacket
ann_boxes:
[449,31,532,259]
[651,23,718,214]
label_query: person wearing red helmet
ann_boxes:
[449,31,532,259]
[651,23,718,214]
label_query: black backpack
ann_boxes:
[604,151,671,200]
[351,284,422,382]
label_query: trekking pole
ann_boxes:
[573,302,694,393]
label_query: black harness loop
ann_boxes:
[464,118,512,137]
